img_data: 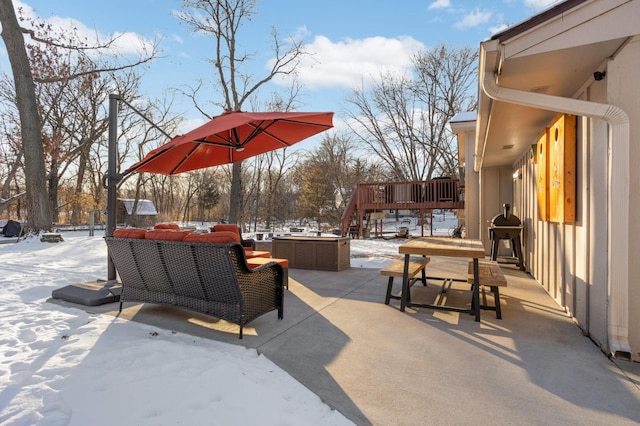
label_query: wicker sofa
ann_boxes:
[104,234,284,338]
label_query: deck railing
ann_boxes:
[340,179,464,236]
[355,179,463,210]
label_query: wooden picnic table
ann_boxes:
[398,237,485,321]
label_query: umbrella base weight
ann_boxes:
[52,280,122,306]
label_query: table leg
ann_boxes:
[400,253,411,312]
[473,258,480,322]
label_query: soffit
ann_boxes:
[477,0,637,169]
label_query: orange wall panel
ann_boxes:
[548,113,576,223]
[536,128,549,221]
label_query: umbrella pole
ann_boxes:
[52,94,178,306]
[106,94,120,281]
[50,95,124,306]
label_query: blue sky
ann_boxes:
[7,0,559,149]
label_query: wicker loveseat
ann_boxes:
[104,231,284,338]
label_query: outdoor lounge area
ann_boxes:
[6,0,640,423]
[58,254,640,425]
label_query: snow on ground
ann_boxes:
[0,212,457,425]
[0,233,352,425]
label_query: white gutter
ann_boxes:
[482,71,631,356]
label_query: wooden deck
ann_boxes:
[341,179,464,237]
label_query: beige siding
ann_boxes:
[574,110,589,329]
[514,101,610,350]
[586,81,609,349]
[512,40,640,357]
[464,132,480,240]
[479,167,513,254]
[609,37,640,359]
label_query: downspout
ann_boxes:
[482,71,630,356]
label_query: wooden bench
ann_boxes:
[382,257,430,305]
[468,260,507,319]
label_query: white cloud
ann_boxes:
[428,0,452,10]
[454,9,492,30]
[13,0,153,57]
[294,25,311,40]
[273,35,425,90]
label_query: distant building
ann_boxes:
[116,199,158,228]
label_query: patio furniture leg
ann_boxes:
[400,254,411,312]
[473,258,480,321]
[385,277,394,305]
[492,286,502,319]
[420,260,427,286]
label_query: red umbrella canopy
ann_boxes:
[127,110,334,175]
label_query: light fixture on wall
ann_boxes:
[513,171,522,180]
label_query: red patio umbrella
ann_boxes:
[126,110,334,175]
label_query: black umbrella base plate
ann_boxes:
[52,280,122,306]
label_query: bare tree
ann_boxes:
[345,43,477,181]
[260,148,299,229]
[296,160,333,230]
[0,0,157,232]
[412,44,478,177]
[0,94,24,215]
[314,133,365,209]
[242,89,301,230]
[293,133,386,227]
[0,2,50,231]
[176,0,307,224]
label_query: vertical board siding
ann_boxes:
[574,112,589,326]
[513,96,609,349]
[587,90,609,348]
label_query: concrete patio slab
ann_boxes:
[50,256,640,425]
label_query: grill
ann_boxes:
[489,204,524,270]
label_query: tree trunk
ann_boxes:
[0,1,52,232]
[229,161,242,223]
[71,149,88,225]
[48,160,60,223]
[1,153,22,199]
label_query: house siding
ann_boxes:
[510,38,640,359]
[478,167,513,254]
[609,37,640,360]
